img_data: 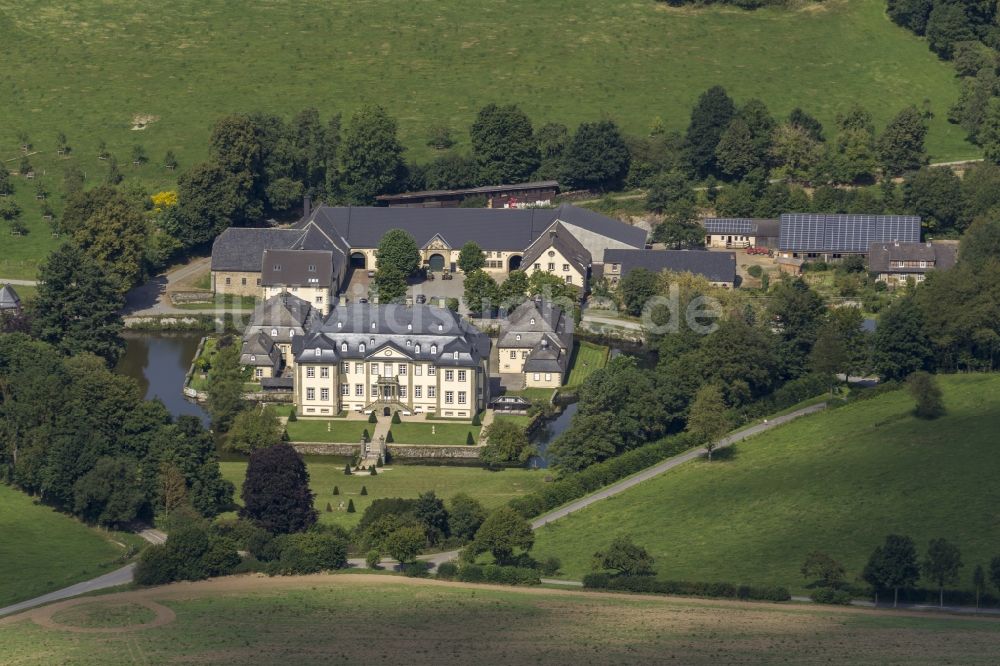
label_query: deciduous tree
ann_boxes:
[907,371,945,419]
[474,506,534,565]
[480,420,534,466]
[685,384,729,460]
[338,105,405,203]
[470,104,539,185]
[457,241,486,273]
[877,106,928,175]
[226,405,282,453]
[685,85,736,177]
[560,120,631,191]
[923,538,962,607]
[592,535,656,577]
[240,443,317,534]
[206,340,246,431]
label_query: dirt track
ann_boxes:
[3,573,994,636]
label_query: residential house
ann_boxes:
[497,298,574,388]
[702,218,780,249]
[868,241,957,287]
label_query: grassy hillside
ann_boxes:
[0,484,128,607]
[2,576,999,663]
[0,0,970,278]
[533,374,1000,594]
[220,458,544,529]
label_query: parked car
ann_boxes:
[441,270,453,280]
[746,246,770,256]
[359,297,369,304]
[415,294,427,304]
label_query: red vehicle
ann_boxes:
[746,246,770,255]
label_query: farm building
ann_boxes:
[702,218,780,249]
[868,240,957,287]
[375,180,559,209]
[778,213,921,261]
[600,249,738,288]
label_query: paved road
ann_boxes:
[124,257,216,316]
[0,528,167,618]
[531,403,827,529]
[580,314,643,332]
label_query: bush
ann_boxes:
[347,499,356,513]
[437,562,459,579]
[392,411,401,424]
[747,264,763,278]
[582,574,790,602]
[472,412,481,426]
[344,464,352,476]
[385,430,394,443]
[362,428,370,441]
[539,557,562,576]
[466,431,476,446]
[271,531,348,574]
[360,485,368,496]
[368,412,378,424]
[811,587,854,605]
[325,502,332,512]
[401,561,430,578]
[287,409,297,422]
[370,466,378,476]
[134,545,176,586]
[366,549,381,569]
[333,485,340,495]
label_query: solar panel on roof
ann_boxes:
[703,218,755,235]
[779,214,920,252]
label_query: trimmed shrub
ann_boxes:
[811,587,854,605]
[370,466,378,476]
[457,563,540,585]
[361,485,368,496]
[362,428,370,441]
[466,431,476,445]
[747,264,763,278]
[582,574,790,602]
[368,411,378,424]
[344,464,352,476]
[385,430,394,443]
[333,486,340,495]
[392,411,401,424]
[325,502,332,512]
[366,549,381,569]
[472,412,481,426]
[347,499,356,513]
[287,409,297,422]
[437,562,459,580]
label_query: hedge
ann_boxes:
[456,563,541,586]
[582,573,790,602]
[509,433,696,518]
[436,562,459,580]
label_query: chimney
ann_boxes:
[303,194,312,219]
[549,227,557,239]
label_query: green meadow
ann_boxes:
[0,0,972,277]
[534,374,1000,594]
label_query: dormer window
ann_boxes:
[250,355,256,362]
[337,322,342,329]
[371,322,376,330]
[359,343,366,353]
[453,351,459,360]
[407,324,412,331]
[438,324,443,331]
[406,339,412,347]
[308,264,316,272]
[431,344,437,354]
[369,338,375,346]
[415,344,421,354]
[314,348,321,357]
[529,318,535,325]
[515,334,521,341]
[271,329,278,337]
[341,342,347,352]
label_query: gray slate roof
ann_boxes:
[0,285,21,311]
[498,298,573,350]
[376,180,559,202]
[262,249,334,287]
[302,204,646,254]
[241,331,282,368]
[604,249,737,284]
[245,292,323,343]
[520,222,592,275]
[868,241,958,274]
[293,304,490,368]
[211,222,351,273]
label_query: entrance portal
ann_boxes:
[508,254,522,271]
[383,406,391,416]
[350,252,366,269]
[428,253,446,272]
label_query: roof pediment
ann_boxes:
[422,233,452,250]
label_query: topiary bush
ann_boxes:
[344,464,352,476]
[385,430,394,443]
[472,412,481,426]
[747,264,763,278]
[333,485,340,495]
[325,502,332,512]
[466,431,476,445]
[287,409,297,422]
[360,485,368,496]
[347,499,356,513]
[368,411,378,424]
[369,465,377,476]
[363,428,370,442]
[391,411,401,424]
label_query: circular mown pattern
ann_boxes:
[39,600,175,633]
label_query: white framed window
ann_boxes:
[341,362,349,373]
[271,328,278,337]
[521,351,528,359]
[428,386,436,398]
[306,367,315,378]
[428,366,436,377]
[563,264,569,271]
[545,373,552,381]
[225,277,231,285]
[431,344,437,354]
[370,337,376,346]
[415,344,421,354]
[399,386,407,398]
[371,384,378,395]
[316,296,323,304]
[533,373,540,381]
[509,351,517,359]
[445,391,454,404]
[458,370,466,382]
[415,365,422,376]
[453,351,459,360]
[355,363,363,374]
[355,384,364,396]
[415,386,422,398]
[320,367,330,378]
[458,391,466,404]
[255,368,263,378]
[341,383,349,396]
[564,276,572,283]
[529,318,535,325]
[341,342,348,352]
[371,363,379,375]
[314,347,321,357]
[533,263,540,270]
[384,363,393,375]
[445,370,454,381]
[250,355,256,362]
[359,343,366,353]
[515,334,521,341]
[306,388,316,401]
[398,363,407,375]
[320,388,330,401]
[548,263,555,271]
[308,264,316,272]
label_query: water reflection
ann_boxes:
[116,332,210,426]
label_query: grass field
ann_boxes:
[389,422,480,445]
[2,576,999,664]
[534,374,1000,594]
[563,341,610,387]
[0,0,972,278]
[0,484,129,607]
[220,458,543,529]
[285,419,371,444]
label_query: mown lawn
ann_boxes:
[220,458,543,529]
[0,484,127,607]
[285,419,371,444]
[3,578,1000,663]
[533,374,1000,594]
[0,0,973,278]
[389,422,480,446]
[563,341,610,387]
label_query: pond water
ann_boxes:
[116,332,210,425]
